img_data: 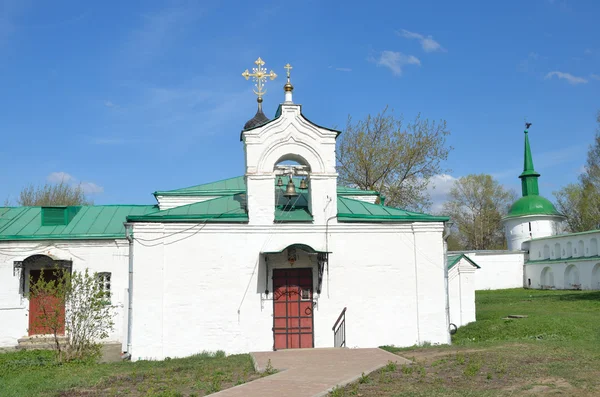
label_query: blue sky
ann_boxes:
[1,0,598,210]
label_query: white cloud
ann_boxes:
[79,182,104,194]
[591,74,600,81]
[371,51,420,76]
[47,172,74,184]
[427,174,458,212]
[585,48,593,55]
[46,172,103,195]
[104,100,116,108]
[335,67,352,72]
[398,29,446,53]
[545,71,588,85]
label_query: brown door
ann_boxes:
[28,269,65,336]
[273,268,314,349]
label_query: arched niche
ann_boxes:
[554,243,561,259]
[590,238,598,256]
[258,139,325,174]
[543,245,550,259]
[564,265,580,289]
[274,154,312,210]
[566,242,573,257]
[592,263,600,289]
[578,240,584,257]
[541,266,554,288]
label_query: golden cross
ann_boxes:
[284,63,293,79]
[241,57,277,99]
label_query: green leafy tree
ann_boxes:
[443,174,516,250]
[554,111,600,232]
[27,268,114,362]
[17,181,91,206]
[336,106,452,211]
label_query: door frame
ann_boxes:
[272,267,315,350]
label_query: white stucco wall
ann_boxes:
[129,222,449,361]
[503,215,564,251]
[156,196,219,210]
[523,230,600,290]
[448,259,477,328]
[451,251,525,290]
[0,240,129,348]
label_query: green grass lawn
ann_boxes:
[0,350,258,397]
[335,288,600,396]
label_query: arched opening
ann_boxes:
[554,243,561,259]
[566,242,572,258]
[578,240,584,257]
[564,265,580,289]
[541,266,554,288]
[21,255,72,336]
[592,263,600,289]
[590,238,598,256]
[543,245,550,259]
[274,155,312,221]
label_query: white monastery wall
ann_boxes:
[454,251,525,290]
[156,196,219,210]
[0,240,129,348]
[129,222,449,361]
[448,259,477,328]
[523,231,600,290]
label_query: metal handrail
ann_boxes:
[332,307,347,331]
[333,307,347,348]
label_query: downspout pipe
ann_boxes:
[124,223,134,358]
[443,221,452,344]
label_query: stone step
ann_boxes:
[17,336,67,350]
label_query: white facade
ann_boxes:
[523,231,600,290]
[504,215,564,251]
[450,251,524,291]
[447,257,477,328]
[129,222,449,360]
[0,240,128,348]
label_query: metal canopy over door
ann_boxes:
[273,268,314,349]
[28,269,66,336]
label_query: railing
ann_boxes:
[332,307,347,348]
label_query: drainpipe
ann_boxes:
[411,224,421,345]
[124,223,134,359]
[443,221,452,344]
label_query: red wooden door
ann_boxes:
[273,268,314,349]
[28,269,65,336]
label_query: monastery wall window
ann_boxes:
[566,241,572,257]
[590,238,598,256]
[553,243,561,259]
[96,272,111,302]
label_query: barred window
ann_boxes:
[96,272,111,301]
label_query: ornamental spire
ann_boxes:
[519,123,541,197]
[283,63,294,103]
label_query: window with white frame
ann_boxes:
[96,272,111,301]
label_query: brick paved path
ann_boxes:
[212,348,410,397]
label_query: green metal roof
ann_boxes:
[127,195,248,223]
[526,255,600,265]
[0,205,158,241]
[155,176,379,197]
[505,195,564,219]
[505,129,564,219]
[447,253,481,270]
[337,196,449,222]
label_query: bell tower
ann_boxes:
[240,58,339,226]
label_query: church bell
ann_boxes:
[283,177,298,199]
[299,178,308,190]
[277,176,283,186]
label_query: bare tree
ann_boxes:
[336,106,451,211]
[17,181,91,206]
[443,174,516,250]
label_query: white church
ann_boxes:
[0,58,597,359]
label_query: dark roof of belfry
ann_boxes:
[243,108,270,130]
